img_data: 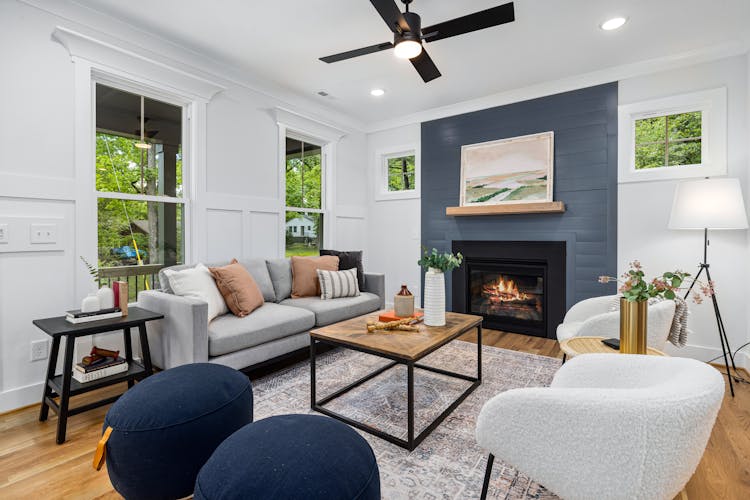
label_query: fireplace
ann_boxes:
[453,241,566,339]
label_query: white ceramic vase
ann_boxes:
[97,285,115,309]
[423,267,446,326]
[81,293,101,313]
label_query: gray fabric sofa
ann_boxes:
[138,258,385,370]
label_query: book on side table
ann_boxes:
[72,356,128,383]
[65,307,123,324]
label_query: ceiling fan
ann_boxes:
[319,0,515,83]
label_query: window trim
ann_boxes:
[618,88,726,183]
[375,145,421,201]
[93,78,191,269]
[281,128,330,255]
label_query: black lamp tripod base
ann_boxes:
[684,229,742,397]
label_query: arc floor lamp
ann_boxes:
[669,177,748,397]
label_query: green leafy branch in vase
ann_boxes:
[417,247,463,272]
[80,256,100,287]
[598,260,714,303]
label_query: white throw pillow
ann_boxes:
[317,268,360,300]
[163,264,228,321]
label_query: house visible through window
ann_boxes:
[634,111,702,170]
[95,83,186,299]
[387,154,416,192]
[285,136,323,257]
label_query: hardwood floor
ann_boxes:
[0,330,747,499]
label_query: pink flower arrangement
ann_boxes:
[598,261,714,303]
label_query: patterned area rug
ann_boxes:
[252,341,561,499]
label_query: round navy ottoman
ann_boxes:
[103,363,253,500]
[195,414,380,500]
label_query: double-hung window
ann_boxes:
[285,135,324,257]
[95,83,187,296]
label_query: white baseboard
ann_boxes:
[663,342,750,370]
[0,381,45,414]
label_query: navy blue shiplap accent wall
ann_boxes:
[421,82,618,310]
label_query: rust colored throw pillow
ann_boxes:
[290,255,339,298]
[209,259,264,317]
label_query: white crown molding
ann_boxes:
[21,0,749,134]
[365,41,750,133]
[274,107,348,143]
[52,26,225,101]
[19,0,367,132]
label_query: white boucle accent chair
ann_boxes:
[476,354,724,500]
[557,295,676,357]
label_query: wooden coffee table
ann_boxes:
[310,311,483,451]
[559,336,667,359]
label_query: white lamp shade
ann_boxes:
[669,178,748,230]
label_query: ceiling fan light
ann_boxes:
[134,142,152,149]
[600,17,627,31]
[394,40,422,59]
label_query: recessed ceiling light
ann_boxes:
[600,17,627,31]
[370,88,385,97]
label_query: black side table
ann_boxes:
[32,306,163,444]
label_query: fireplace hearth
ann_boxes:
[453,241,566,339]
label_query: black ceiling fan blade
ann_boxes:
[370,0,411,33]
[320,42,394,63]
[410,49,441,83]
[423,2,515,43]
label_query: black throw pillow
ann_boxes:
[319,249,365,291]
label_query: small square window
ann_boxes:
[634,111,702,170]
[386,155,416,192]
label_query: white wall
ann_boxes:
[618,55,750,366]
[0,0,367,412]
[365,124,422,306]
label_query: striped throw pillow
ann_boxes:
[317,268,360,300]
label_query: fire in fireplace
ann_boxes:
[452,240,566,339]
[467,264,546,335]
[473,272,544,322]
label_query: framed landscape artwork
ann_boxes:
[459,131,554,206]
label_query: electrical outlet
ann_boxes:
[0,224,8,243]
[31,339,49,361]
[30,224,57,244]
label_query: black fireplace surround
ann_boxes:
[452,241,566,339]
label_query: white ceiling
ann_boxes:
[72,0,750,126]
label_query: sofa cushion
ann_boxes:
[280,292,381,327]
[159,259,276,303]
[163,264,228,322]
[317,268,360,300]
[266,258,292,302]
[320,249,365,291]
[291,255,339,298]
[209,260,265,317]
[208,303,315,357]
[236,258,276,303]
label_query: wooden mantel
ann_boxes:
[446,201,565,216]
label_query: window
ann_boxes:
[618,88,726,183]
[285,136,324,257]
[376,147,420,200]
[634,111,701,169]
[95,83,186,296]
[387,154,416,191]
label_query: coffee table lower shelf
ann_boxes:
[310,328,482,451]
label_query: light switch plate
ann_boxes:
[0,224,8,243]
[30,223,57,244]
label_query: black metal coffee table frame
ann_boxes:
[310,324,482,451]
